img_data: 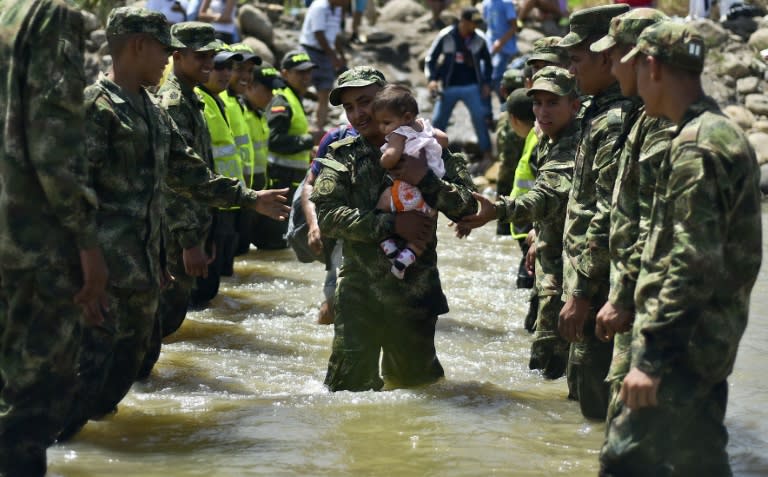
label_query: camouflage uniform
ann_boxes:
[311,68,477,391]
[600,23,763,476]
[589,7,673,422]
[67,7,262,434]
[0,1,97,474]
[497,68,579,379]
[139,23,225,378]
[558,3,632,419]
[496,68,527,208]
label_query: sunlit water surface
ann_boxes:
[48,211,768,477]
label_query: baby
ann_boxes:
[373,84,449,279]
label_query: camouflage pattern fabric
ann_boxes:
[0,1,96,474]
[495,112,524,199]
[311,135,476,391]
[601,97,761,476]
[561,82,636,419]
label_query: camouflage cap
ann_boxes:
[591,8,669,53]
[171,21,224,52]
[230,42,262,64]
[559,4,630,48]
[526,66,576,97]
[252,63,286,89]
[501,67,525,91]
[526,36,567,66]
[329,66,387,106]
[281,50,317,71]
[106,7,183,49]
[621,20,705,73]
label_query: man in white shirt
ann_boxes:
[299,0,348,129]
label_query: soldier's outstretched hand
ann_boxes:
[74,248,109,326]
[456,191,497,232]
[252,188,291,220]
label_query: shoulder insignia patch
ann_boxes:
[315,175,336,196]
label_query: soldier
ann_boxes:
[311,66,477,391]
[495,69,526,231]
[556,3,634,420]
[600,21,762,475]
[587,7,674,426]
[525,36,568,78]
[0,1,109,475]
[62,6,289,438]
[141,21,225,379]
[456,67,580,380]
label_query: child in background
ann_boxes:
[372,84,449,279]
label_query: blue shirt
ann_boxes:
[482,0,518,56]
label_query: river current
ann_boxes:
[48,211,768,477]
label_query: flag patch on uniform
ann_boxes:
[271,106,286,113]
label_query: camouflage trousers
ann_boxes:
[140,237,198,380]
[529,294,569,379]
[566,309,613,420]
[0,265,82,477]
[324,278,445,392]
[63,286,159,437]
[604,330,632,420]
[600,375,731,477]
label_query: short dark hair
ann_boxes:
[506,88,536,123]
[371,84,419,117]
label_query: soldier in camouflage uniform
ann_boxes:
[63,7,290,438]
[495,67,526,232]
[600,21,762,475]
[139,22,226,379]
[587,8,675,426]
[311,67,477,391]
[457,67,580,380]
[0,1,109,474]
[556,3,635,420]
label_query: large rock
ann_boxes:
[689,18,730,47]
[378,0,426,23]
[724,104,756,130]
[81,10,101,33]
[746,93,768,116]
[748,27,768,50]
[753,119,768,133]
[517,28,544,45]
[737,76,761,94]
[241,36,275,66]
[719,53,752,79]
[239,4,274,46]
[749,132,768,164]
[760,163,768,194]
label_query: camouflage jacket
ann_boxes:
[497,120,579,297]
[84,75,259,289]
[562,83,636,303]
[495,111,524,196]
[632,96,762,384]
[608,108,675,311]
[0,0,99,270]
[157,72,214,249]
[311,135,476,316]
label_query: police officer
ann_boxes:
[262,50,317,249]
[600,21,762,475]
[0,1,108,474]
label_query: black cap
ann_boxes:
[281,50,317,71]
[461,7,483,23]
[252,63,286,89]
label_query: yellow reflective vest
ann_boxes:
[221,90,256,188]
[509,128,538,239]
[244,106,269,180]
[196,86,245,210]
[268,86,310,169]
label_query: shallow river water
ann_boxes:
[48,211,768,477]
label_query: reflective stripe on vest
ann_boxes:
[509,128,539,239]
[244,108,269,183]
[221,90,255,188]
[196,87,244,210]
[268,87,311,167]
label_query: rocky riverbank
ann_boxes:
[80,1,768,190]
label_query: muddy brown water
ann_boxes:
[48,211,768,476]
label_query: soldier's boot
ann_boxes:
[0,447,47,477]
[529,333,569,380]
[523,293,538,333]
